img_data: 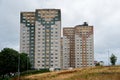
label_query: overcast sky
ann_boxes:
[0,0,120,65]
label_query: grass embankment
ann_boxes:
[14,66,120,80]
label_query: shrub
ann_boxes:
[20,69,50,76]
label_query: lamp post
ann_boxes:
[108,49,110,66]
[27,55,28,75]
[18,54,20,80]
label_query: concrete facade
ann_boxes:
[20,12,35,68]
[20,9,61,69]
[63,22,94,69]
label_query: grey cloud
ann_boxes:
[0,0,120,65]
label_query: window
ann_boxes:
[43,28,45,30]
[55,32,58,33]
[27,23,30,26]
[31,30,34,33]
[51,65,53,67]
[38,28,40,30]
[22,40,25,42]
[55,18,58,20]
[22,20,26,22]
[37,57,40,59]
[31,37,34,39]
[55,42,58,44]
[55,64,58,66]
[23,16,26,19]
[51,28,53,30]
[31,24,34,26]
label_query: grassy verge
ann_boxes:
[13,66,120,80]
[12,69,50,80]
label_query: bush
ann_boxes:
[20,69,50,76]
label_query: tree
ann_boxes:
[95,62,100,66]
[110,54,117,66]
[0,48,19,77]
[20,53,31,72]
[0,48,31,78]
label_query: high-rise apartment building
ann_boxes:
[20,9,61,70]
[63,28,75,68]
[35,9,61,69]
[63,22,94,69]
[20,12,35,68]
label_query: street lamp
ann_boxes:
[18,54,20,80]
[108,49,110,66]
